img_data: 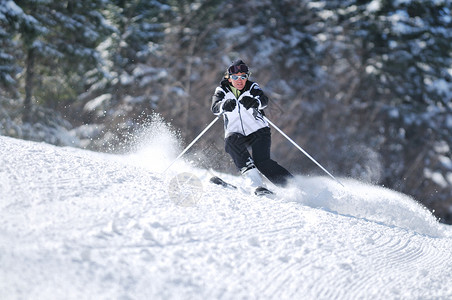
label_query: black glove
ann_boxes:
[240,96,259,109]
[222,99,236,112]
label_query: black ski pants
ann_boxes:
[225,127,293,187]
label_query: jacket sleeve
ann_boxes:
[211,87,226,115]
[250,83,268,109]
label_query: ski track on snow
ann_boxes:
[1,135,452,299]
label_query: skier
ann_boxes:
[211,59,293,195]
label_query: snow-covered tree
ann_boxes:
[1,0,452,223]
[0,0,26,96]
[74,0,172,149]
[306,0,452,221]
[98,0,170,103]
[9,0,113,122]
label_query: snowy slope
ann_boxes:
[1,128,452,300]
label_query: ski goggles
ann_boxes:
[230,74,249,80]
[228,64,249,74]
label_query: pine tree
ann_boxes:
[10,0,113,122]
[0,27,16,93]
[308,0,452,221]
[0,1,27,96]
[94,0,169,105]
[73,0,172,150]
[312,0,452,108]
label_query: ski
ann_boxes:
[209,176,275,197]
[254,186,274,197]
[209,176,237,189]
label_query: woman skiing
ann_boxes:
[211,59,293,195]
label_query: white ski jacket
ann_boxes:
[211,79,269,138]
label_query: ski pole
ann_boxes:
[163,114,221,173]
[264,116,344,187]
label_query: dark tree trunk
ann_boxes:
[23,47,35,123]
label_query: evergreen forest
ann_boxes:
[1,0,452,223]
